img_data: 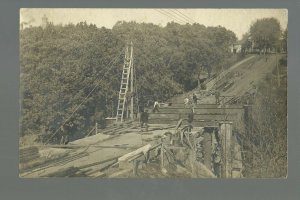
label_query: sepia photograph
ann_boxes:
[19,8,287,178]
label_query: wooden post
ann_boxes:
[160,143,164,169]
[203,130,212,170]
[130,41,134,120]
[220,122,233,178]
[95,122,98,135]
[276,52,281,87]
[133,160,139,176]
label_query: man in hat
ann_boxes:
[140,109,149,132]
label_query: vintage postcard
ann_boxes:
[19,8,287,178]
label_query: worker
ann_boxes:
[64,135,69,145]
[184,96,189,108]
[124,92,131,109]
[60,126,66,145]
[140,109,149,132]
[187,109,194,132]
[215,90,220,104]
[192,93,198,105]
[249,85,257,104]
[153,100,160,113]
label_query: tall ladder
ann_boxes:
[116,42,133,122]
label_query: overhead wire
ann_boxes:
[168,10,192,24]
[155,9,199,26]
[173,9,197,24]
[155,9,186,24]
[162,9,189,24]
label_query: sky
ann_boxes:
[20,8,288,40]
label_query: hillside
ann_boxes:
[19,53,287,178]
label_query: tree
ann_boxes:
[249,18,281,52]
[282,28,287,53]
[240,32,252,53]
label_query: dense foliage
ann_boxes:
[241,18,284,53]
[241,56,287,178]
[20,21,237,141]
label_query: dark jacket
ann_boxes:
[140,112,149,123]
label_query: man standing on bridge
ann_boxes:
[140,109,149,132]
[193,93,198,105]
[215,90,220,104]
[184,96,189,108]
[153,100,160,113]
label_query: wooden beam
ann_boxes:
[118,144,152,162]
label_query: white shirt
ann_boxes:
[184,98,189,104]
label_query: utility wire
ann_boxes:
[174,9,197,24]
[162,9,189,24]
[168,10,192,24]
[44,48,124,144]
[155,9,186,24]
[155,9,198,26]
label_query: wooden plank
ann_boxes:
[148,118,238,126]
[155,108,244,114]
[149,113,239,121]
[118,144,152,162]
[162,103,243,109]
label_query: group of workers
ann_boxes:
[138,89,223,133]
[184,93,199,109]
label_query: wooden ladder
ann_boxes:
[116,44,133,122]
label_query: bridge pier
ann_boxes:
[219,122,233,178]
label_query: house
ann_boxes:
[229,44,242,53]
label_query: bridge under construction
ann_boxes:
[19,43,283,178]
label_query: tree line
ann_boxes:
[20,20,237,140]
